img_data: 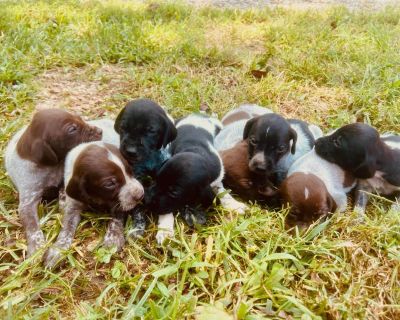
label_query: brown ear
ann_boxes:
[66,175,87,203]
[327,194,337,213]
[289,127,297,154]
[31,139,59,166]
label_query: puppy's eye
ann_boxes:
[67,124,78,134]
[102,178,117,190]
[249,137,257,146]
[333,137,341,148]
[277,145,287,154]
[169,190,180,198]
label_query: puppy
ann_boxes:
[215,104,323,192]
[280,149,356,226]
[315,123,400,217]
[44,120,144,268]
[144,113,248,244]
[219,140,276,201]
[114,98,176,178]
[5,109,102,257]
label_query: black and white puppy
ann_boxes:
[145,113,248,244]
[114,98,177,179]
[315,123,400,218]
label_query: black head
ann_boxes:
[315,123,382,179]
[243,113,297,174]
[145,152,215,215]
[114,98,177,163]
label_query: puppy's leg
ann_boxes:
[127,205,148,238]
[103,210,126,251]
[354,186,369,222]
[19,193,45,257]
[156,213,175,245]
[44,199,82,268]
[213,183,248,214]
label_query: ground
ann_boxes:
[0,0,399,319]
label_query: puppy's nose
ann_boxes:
[125,146,138,158]
[90,126,103,138]
[134,189,144,202]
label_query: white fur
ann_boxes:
[176,113,223,136]
[288,149,356,212]
[304,187,309,200]
[87,119,119,146]
[156,213,175,245]
[221,104,272,124]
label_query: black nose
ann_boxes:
[124,146,138,158]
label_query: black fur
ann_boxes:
[114,98,177,179]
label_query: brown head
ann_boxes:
[220,140,277,201]
[280,172,337,226]
[17,109,102,166]
[66,143,144,211]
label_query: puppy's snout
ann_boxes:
[249,152,267,173]
[89,125,102,140]
[124,146,138,159]
[134,187,145,202]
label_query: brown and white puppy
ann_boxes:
[315,123,400,218]
[5,109,102,257]
[44,121,144,268]
[219,140,276,201]
[280,149,356,226]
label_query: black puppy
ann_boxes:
[144,113,248,244]
[243,113,298,174]
[315,123,400,218]
[114,98,177,179]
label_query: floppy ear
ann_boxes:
[243,117,258,139]
[159,116,177,148]
[31,139,59,166]
[353,154,377,179]
[66,175,87,203]
[114,107,125,134]
[289,127,297,154]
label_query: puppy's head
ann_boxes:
[220,140,276,200]
[243,113,297,174]
[145,152,214,215]
[17,109,102,166]
[315,123,381,179]
[66,143,144,211]
[114,99,177,163]
[280,173,337,226]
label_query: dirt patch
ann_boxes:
[35,65,134,118]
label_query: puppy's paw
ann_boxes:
[156,228,174,245]
[26,231,46,258]
[103,231,125,252]
[44,247,63,269]
[391,203,400,212]
[353,206,366,223]
[223,199,248,215]
[127,228,145,239]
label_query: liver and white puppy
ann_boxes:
[144,113,248,244]
[44,120,144,268]
[5,109,102,257]
[114,98,176,178]
[280,149,356,226]
[315,123,400,217]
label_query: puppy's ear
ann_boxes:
[31,139,59,166]
[66,175,87,204]
[289,127,297,154]
[353,154,377,179]
[243,117,258,139]
[114,107,125,134]
[159,116,177,148]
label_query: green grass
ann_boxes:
[0,0,400,318]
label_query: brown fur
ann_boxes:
[280,172,337,226]
[220,140,277,201]
[17,109,102,166]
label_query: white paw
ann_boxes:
[103,232,125,252]
[223,199,248,214]
[26,231,46,257]
[353,206,366,223]
[44,247,63,269]
[156,228,174,245]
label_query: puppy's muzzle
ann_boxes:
[249,152,267,173]
[88,125,103,141]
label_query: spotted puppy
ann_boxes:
[114,98,176,179]
[280,149,357,226]
[145,113,248,244]
[4,109,102,257]
[44,120,144,268]
[315,123,400,218]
